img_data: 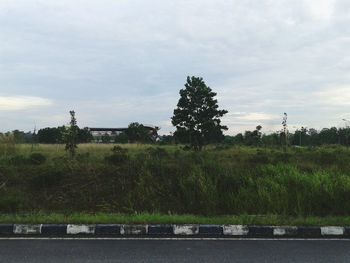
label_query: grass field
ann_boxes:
[1,143,350,220]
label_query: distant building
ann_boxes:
[89,128,126,138]
[88,125,159,143]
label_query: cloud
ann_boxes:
[0,0,349,133]
[0,96,52,111]
[305,0,336,20]
[236,112,279,121]
[315,86,350,106]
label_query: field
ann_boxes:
[1,143,350,221]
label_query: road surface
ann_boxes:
[0,238,349,262]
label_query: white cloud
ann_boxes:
[0,0,349,132]
[0,96,52,111]
[236,113,279,121]
[315,86,350,106]
[306,0,336,19]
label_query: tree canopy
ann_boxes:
[172,76,228,149]
[125,122,150,143]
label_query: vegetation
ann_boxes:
[37,126,92,144]
[125,122,154,143]
[64,110,79,157]
[172,76,228,150]
[1,143,350,218]
[1,213,350,226]
[6,124,350,148]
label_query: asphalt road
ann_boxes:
[0,239,350,262]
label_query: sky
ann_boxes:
[0,0,350,135]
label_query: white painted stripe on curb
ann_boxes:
[273,226,298,236]
[223,225,248,236]
[321,226,344,236]
[173,225,199,235]
[13,224,42,234]
[67,225,95,235]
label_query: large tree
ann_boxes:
[172,76,228,150]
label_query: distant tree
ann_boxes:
[37,127,63,143]
[114,133,129,144]
[171,76,228,150]
[223,135,235,145]
[12,130,26,143]
[159,134,174,145]
[253,125,263,146]
[243,126,262,146]
[234,133,244,145]
[261,132,280,147]
[101,134,111,143]
[317,128,336,145]
[244,131,253,146]
[64,110,79,157]
[38,126,90,144]
[338,127,350,146]
[125,122,150,143]
[281,113,288,150]
[291,127,308,146]
[77,127,93,143]
[308,128,318,146]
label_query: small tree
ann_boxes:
[172,76,228,150]
[281,112,288,151]
[64,110,78,157]
[253,125,263,146]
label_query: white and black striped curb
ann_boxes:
[1,224,350,238]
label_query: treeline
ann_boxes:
[0,127,92,144]
[222,126,350,147]
[2,125,350,147]
[0,122,157,144]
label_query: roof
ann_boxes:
[88,126,157,132]
[88,128,127,132]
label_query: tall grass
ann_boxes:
[0,134,16,156]
[1,144,350,216]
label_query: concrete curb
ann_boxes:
[1,224,349,238]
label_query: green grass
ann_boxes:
[2,143,350,217]
[1,213,350,226]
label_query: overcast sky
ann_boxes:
[0,0,349,135]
